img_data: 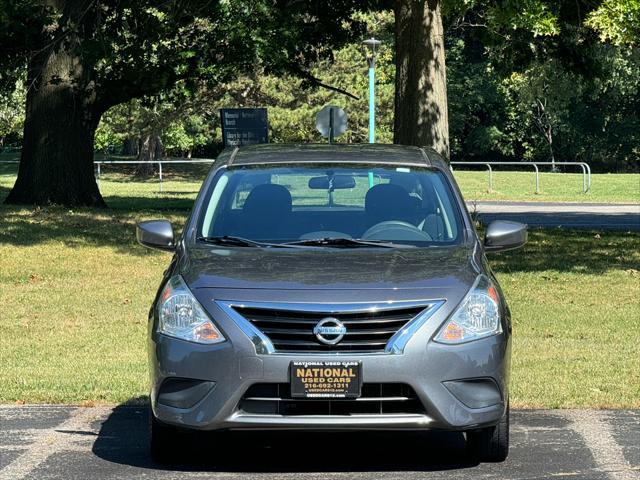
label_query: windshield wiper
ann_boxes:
[198,236,412,249]
[197,236,312,249]
[197,236,278,248]
[282,237,412,249]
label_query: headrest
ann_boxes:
[365,183,414,219]
[243,184,292,216]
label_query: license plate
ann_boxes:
[290,361,362,398]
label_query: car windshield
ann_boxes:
[198,164,464,247]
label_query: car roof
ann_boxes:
[221,143,448,169]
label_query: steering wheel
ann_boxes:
[361,221,433,242]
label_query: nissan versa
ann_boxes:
[136,144,527,463]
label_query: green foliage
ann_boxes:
[5,2,640,171]
[586,0,640,45]
[496,46,640,169]
[0,1,48,93]
[487,0,560,36]
[99,11,396,150]
[0,80,25,145]
[1,0,379,107]
[447,38,513,160]
[96,84,220,157]
[444,0,639,169]
[222,11,395,145]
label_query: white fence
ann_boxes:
[93,159,215,192]
[0,158,592,194]
[449,161,592,193]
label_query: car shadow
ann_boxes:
[91,403,478,473]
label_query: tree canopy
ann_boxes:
[95,5,638,172]
[0,0,637,206]
[1,0,379,205]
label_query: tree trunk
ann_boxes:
[5,5,105,207]
[394,0,450,158]
[135,132,163,177]
[122,137,139,156]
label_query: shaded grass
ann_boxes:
[0,166,638,407]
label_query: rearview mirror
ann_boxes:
[136,220,175,252]
[484,221,527,253]
[308,175,356,190]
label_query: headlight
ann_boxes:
[157,275,225,344]
[434,276,502,344]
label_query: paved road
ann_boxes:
[470,201,640,230]
[1,406,638,479]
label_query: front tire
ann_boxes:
[466,404,509,462]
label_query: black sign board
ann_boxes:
[220,108,268,148]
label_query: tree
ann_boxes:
[393,0,450,156]
[391,0,560,157]
[0,0,376,206]
[199,11,396,146]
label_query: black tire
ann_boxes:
[466,404,509,463]
[150,411,184,463]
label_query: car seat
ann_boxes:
[364,184,416,228]
[239,184,292,240]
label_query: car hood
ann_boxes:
[180,243,480,292]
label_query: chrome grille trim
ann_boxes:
[215,299,445,355]
[238,383,426,415]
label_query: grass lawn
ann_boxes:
[453,170,639,203]
[0,166,639,408]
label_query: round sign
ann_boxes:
[316,106,348,138]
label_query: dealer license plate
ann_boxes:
[290,361,362,398]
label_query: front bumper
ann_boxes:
[149,292,510,432]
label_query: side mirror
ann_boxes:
[484,221,527,253]
[136,220,175,252]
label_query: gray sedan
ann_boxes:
[137,144,527,464]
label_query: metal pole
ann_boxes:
[96,162,101,189]
[158,161,163,193]
[363,37,380,144]
[579,164,586,193]
[486,164,493,192]
[368,62,375,143]
[329,107,334,144]
[533,164,540,194]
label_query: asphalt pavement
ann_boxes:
[1,405,639,479]
[470,201,640,230]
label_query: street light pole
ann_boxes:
[363,38,381,144]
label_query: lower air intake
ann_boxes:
[239,383,425,416]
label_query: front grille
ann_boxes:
[239,383,425,416]
[232,305,427,353]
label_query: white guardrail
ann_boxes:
[449,161,592,194]
[93,159,216,192]
[0,158,592,194]
[0,158,217,193]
